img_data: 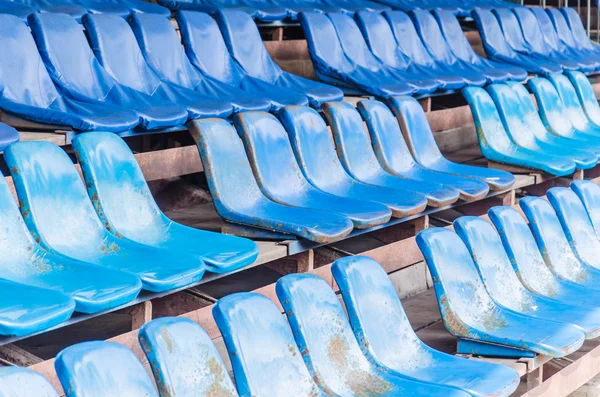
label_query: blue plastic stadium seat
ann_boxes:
[156,0,289,22]
[562,7,600,61]
[416,227,586,357]
[299,12,415,97]
[276,273,473,397]
[0,124,19,152]
[0,166,141,313]
[123,13,268,115]
[389,96,515,191]
[55,341,158,397]
[73,0,131,16]
[116,0,172,16]
[82,14,234,119]
[279,106,429,217]
[455,215,600,339]
[520,195,600,289]
[234,111,392,228]
[548,74,600,136]
[15,0,87,21]
[473,8,562,76]
[433,10,527,82]
[0,14,140,132]
[323,101,460,207]
[410,10,488,86]
[0,368,58,397]
[571,180,600,236]
[139,317,238,397]
[358,100,489,201]
[332,256,520,397]
[28,13,188,131]
[213,292,323,396]
[5,142,207,292]
[567,71,600,129]
[216,10,343,105]
[72,132,259,273]
[0,1,37,22]
[190,118,354,242]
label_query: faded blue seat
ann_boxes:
[520,195,600,290]
[0,14,140,132]
[0,2,37,21]
[567,71,600,129]
[562,7,600,61]
[473,8,562,76]
[0,279,74,336]
[507,81,600,157]
[276,273,473,397]
[28,13,188,131]
[416,227,586,357]
[73,0,131,16]
[115,0,172,16]
[433,10,527,82]
[410,10,488,86]
[0,123,19,152]
[213,292,324,396]
[332,256,520,397]
[15,0,87,21]
[82,14,235,119]
[571,180,600,236]
[488,83,595,169]
[299,12,415,98]
[156,0,288,22]
[125,13,268,115]
[72,132,259,274]
[0,367,59,397]
[389,96,515,191]
[55,341,158,397]
[0,169,141,313]
[216,10,343,105]
[139,317,238,397]
[234,111,392,228]
[279,106,428,218]
[5,142,206,292]
[463,86,578,176]
[191,118,354,242]
[327,12,440,95]
[323,101,460,207]
[358,100,489,201]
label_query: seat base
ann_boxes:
[457,338,536,358]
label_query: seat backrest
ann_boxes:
[278,106,354,188]
[82,14,162,95]
[519,196,590,282]
[355,11,410,70]
[176,10,245,85]
[561,7,594,50]
[433,9,478,63]
[331,256,427,375]
[0,14,61,108]
[71,132,166,246]
[383,10,436,66]
[213,292,323,397]
[472,8,517,58]
[462,86,515,153]
[492,8,530,53]
[410,9,457,64]
[547,187,600,268]
[508,82,552,140]
[28,13,119,100]
[530,7,564,51]
[453,216,536,313]
[4,142,108,260]
[511,7,550,54]
[546,8,579,49]
[357,100,418,174]
[276,273,392,396]
[416,228,505,333]
[547,73,590,130]
[139,317,238,397]
[55,341,158,397]
[566,70,600,125]
[190,119,267,213]
[571,180,600,235]
[488,206,562,297]
[485,84,536,148]
[0,367,58,397]
[129,13,203,89]
[327,12,383,70]
[527,77,575,136]
[215,10,282,80]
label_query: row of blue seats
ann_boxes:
[0,0,170,21]
[376,0,518,18]
[0,10,342,133]
[2,257,522,397]
[465,72,600,176]
[191,97,515,242]
[419,180,600,358]
[0,132,259,337]
[300,10,527,98]
[476,7,600,75]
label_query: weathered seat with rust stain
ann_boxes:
[139,317,238,397]
[275,273,473,397]
[5,141,206,292]
[331,256,520,397]
[416,227,585,357]
[0,367,59,397]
